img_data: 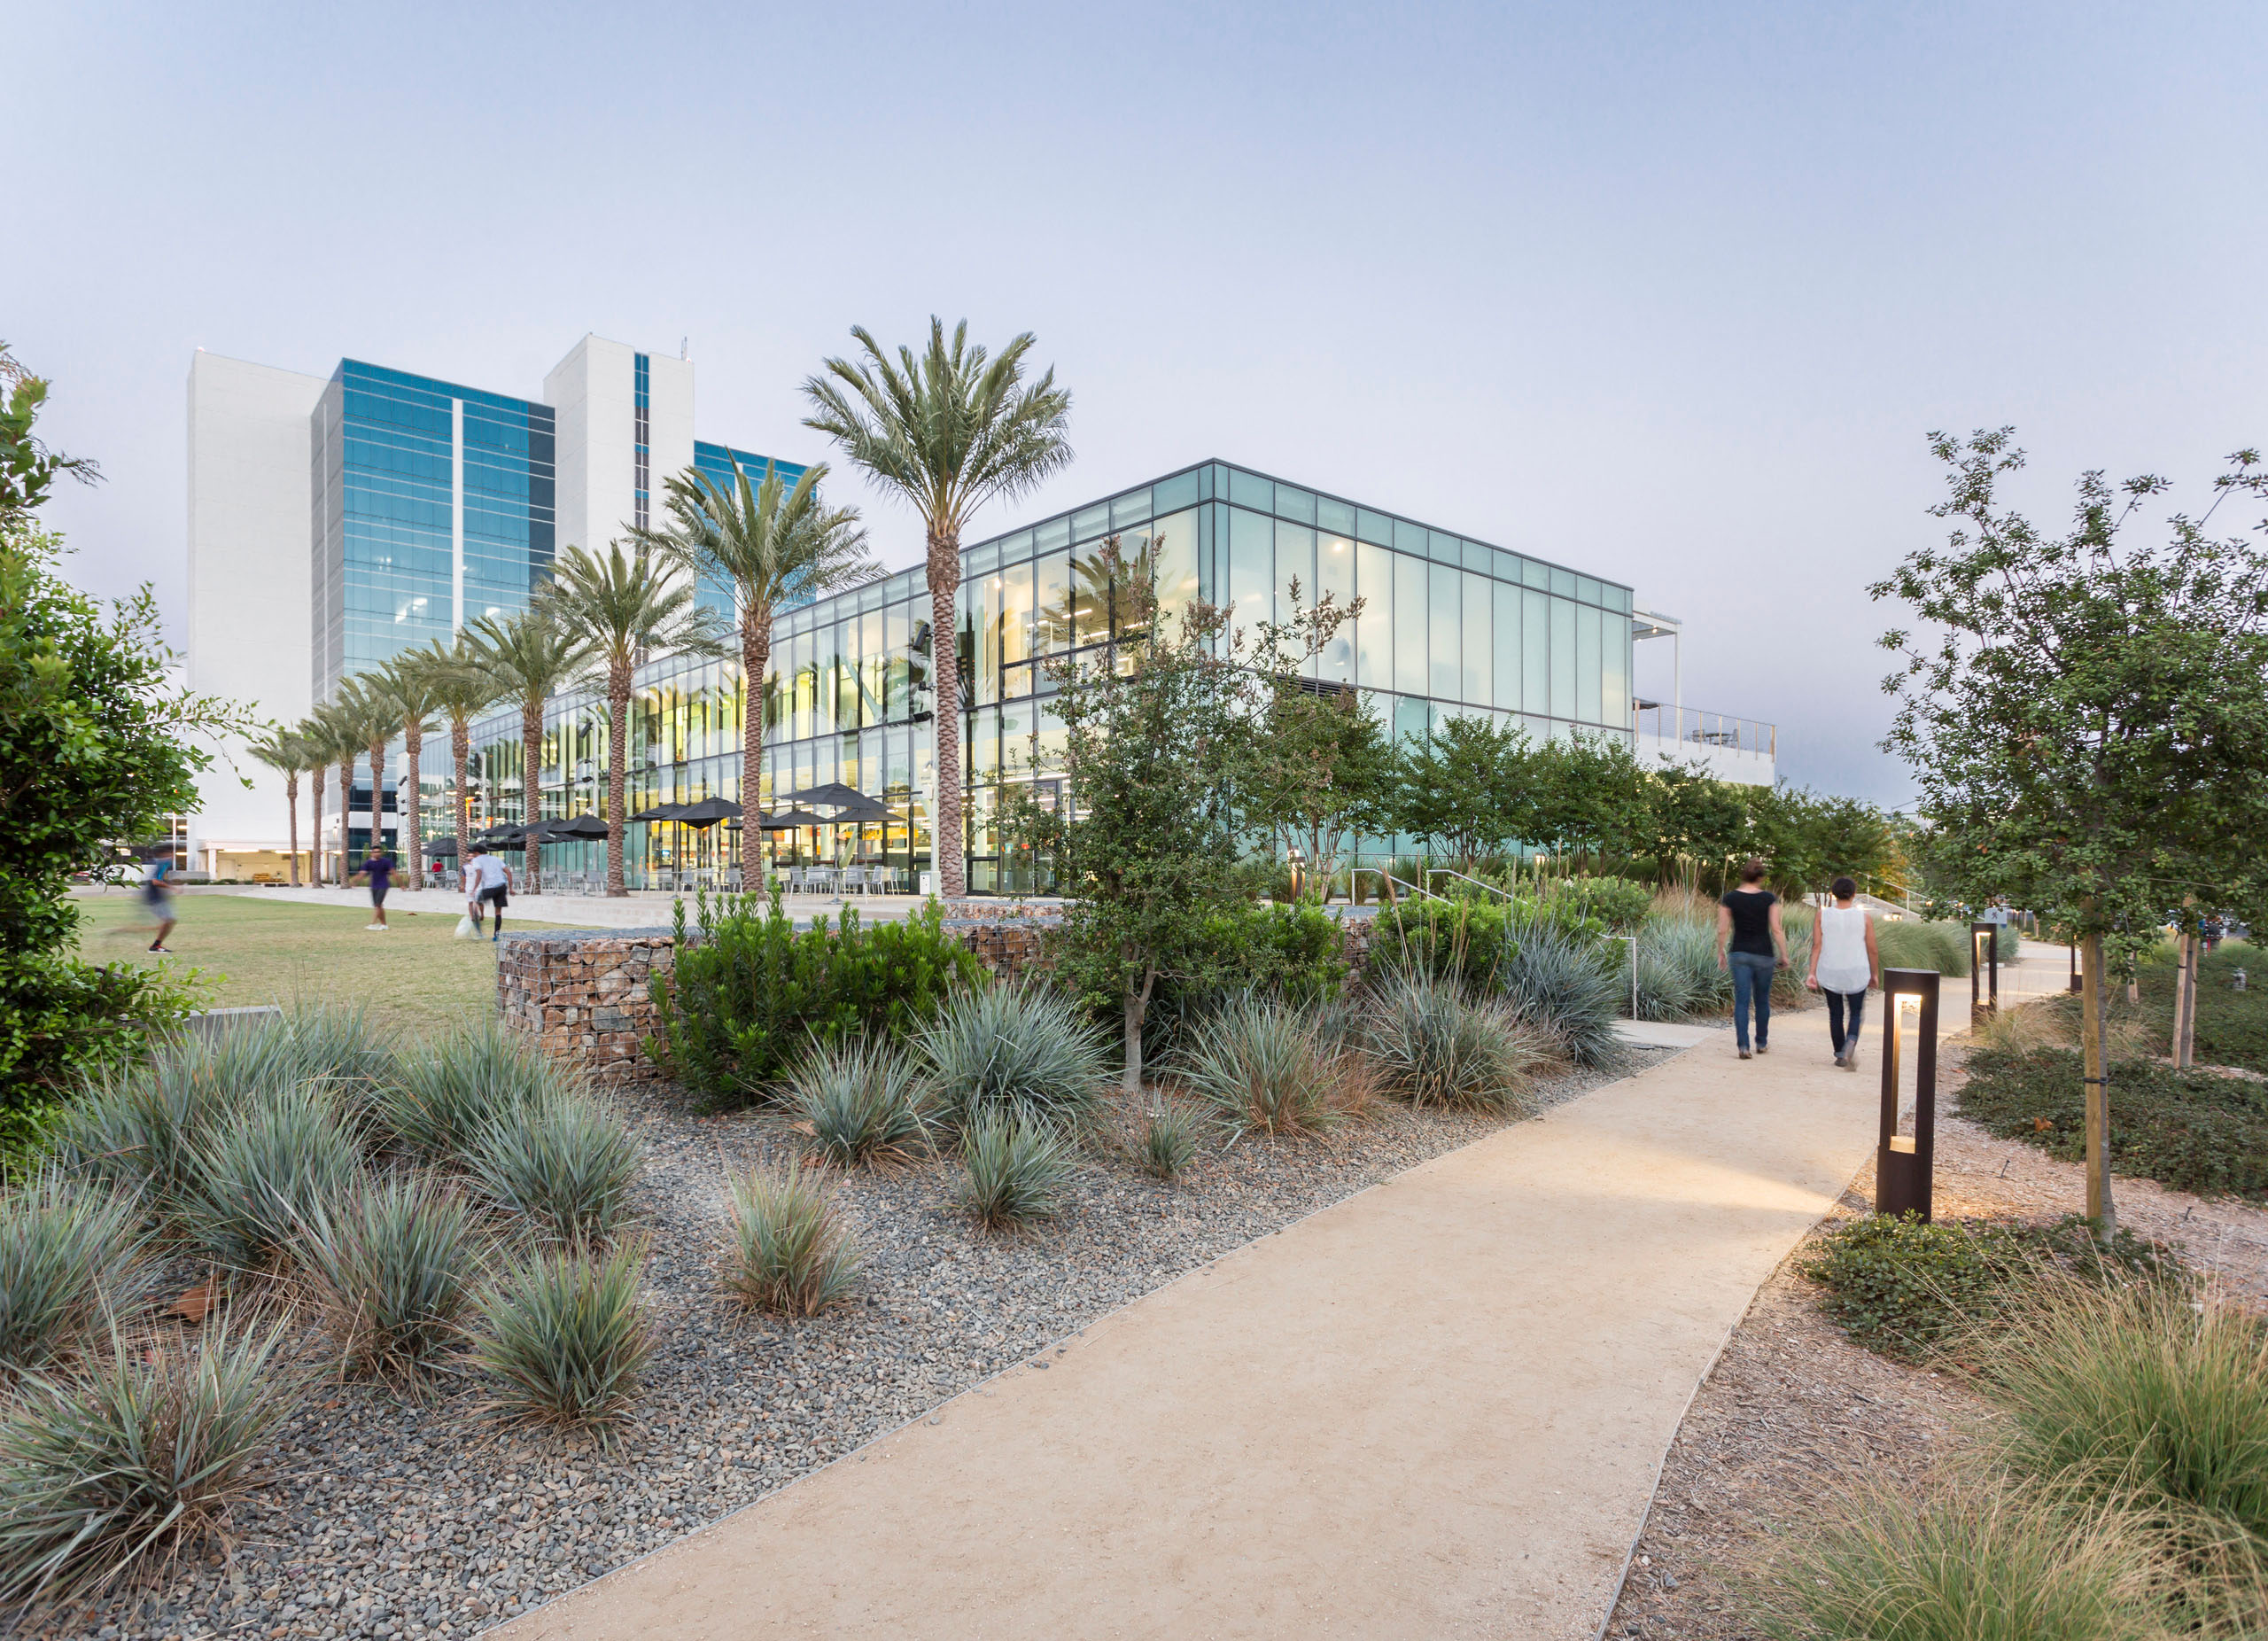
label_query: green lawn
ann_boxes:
[72,890,572,1040]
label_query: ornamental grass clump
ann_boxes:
[1496,924,1628,1067]
[1138,1102,1202,1179]
[470,1240,652,1441]
[1632,917,1727,1022]
[718,1167,861,1317]
[1360,968,1539,1113]
[1173,997,1344,1139]
[463,1093,641,1245]
[175,1083,364,1271]
[787,1039,931,1167]
[959,1116,1071,1231]
[0,1309,307,1606]
[1978,1277,2268,1545]
[0,1174,150,1381]
[274,1002,398,1119]
[379,1021,565,1160]
[1744,1473,2180,1641]
[294,1172,484,1388]
[917,984,1113,1134]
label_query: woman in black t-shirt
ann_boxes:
[1716,857,1789,1059]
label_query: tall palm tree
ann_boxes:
[465,608,593,895]
[803,318,1073,898]
[245,727,309,885]
[379,653,446,890]
[297,711,338,887]
[401,638,505,875]
[348,674,405,878]
[633,458,876,896]
[539,541,728,896]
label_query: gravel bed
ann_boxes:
[50,1049,1659,1641]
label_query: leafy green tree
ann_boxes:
[245,727,310,885]
[633,457,875,895]
[0,344,98,521]
[1641,761,1750,890]
[804,319,1073,898]
[400,638,505,876]
[1530,730,1651,866]
[999,545,1254,1093]
[466,608,592,895]
[1875,428,2268,1231]
[1246,587,1397,897]
[1394,714,1535,871]
[539,542,729,896]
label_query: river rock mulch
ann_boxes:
[50,1052,1659,1641]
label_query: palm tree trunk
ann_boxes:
[927,525,966,899]
[401,727,423,890]
[285,772,301,886]
[300,770,315,888]
[452,716,472,871]
[368,738,387,875]
[338,756,356,883]
[742,620,770,898]
[522,698,545,896]
[606,662,631,897]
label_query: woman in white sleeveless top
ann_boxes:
[1806,875,1880,1070]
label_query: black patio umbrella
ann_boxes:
[425,836,460,858]
[785,782,891,822]
[543,813,611,839]
[671,797,742,828]
[477,825,530,845]
[759,808,828,829]
[629,803,687,823]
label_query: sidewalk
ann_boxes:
[494,1008,1881,1641]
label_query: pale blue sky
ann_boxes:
[12,1,2264,803]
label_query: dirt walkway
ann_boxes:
[493,1009,1877,1641]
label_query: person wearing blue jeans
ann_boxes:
[1718,858,1790,1060]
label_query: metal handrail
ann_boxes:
[1425,867,1514,902]
[1352,867,1442,904]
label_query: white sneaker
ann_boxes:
[365,923,385,931]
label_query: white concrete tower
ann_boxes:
[543,335,695,561]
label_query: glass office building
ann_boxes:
[311,361,556,697]
[456,459,1635,891]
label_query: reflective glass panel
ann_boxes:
[998,560,1033,667]
[1111,488,1152,529]
[1394,519,1429,555]
[1070,543,1109,647]
[1523,589,1549,713]
[1149,509,1200,636]
[1356,542,1394,690]
[1317,533,1355,681]
[1274,484,1317,525]
[1318,496,1355,536]
[1578,604,1603,725]
[1228,507,1274,632]
[1429,563,1459,698]
[1576,575,1600,607]
[1462,572,1489,704]
[1394,553,1426,695]
[1276,522,1316,631]
[1551,566,1577,599]
[1356,508,1394,546]
[1525,558,1551,590]
[1033,516,1071,553]
[1153,470,1200,511]
[1072,503,1109,541]
[1230,468,1274,510]
[1494,580,1522,711]
[1550,597,1577,719]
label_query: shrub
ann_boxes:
[470,1240,652,1441]
[959,1116,1071,1230]
[47,1024,303,1207]
[0,1308,307,1606]
[378,1021,563,1160]
[1496,925,1627,1066]
[1138,1103,1201,1179]
[718,1167,861,1317]
[1980,1279,2268,1544]
[0,1173,150,1380]
[787,1039,931,1166]
[1876,917,1975,977]
[1545,874,1653,934]
[1800,1211,2180,1363]
[294,1171,483,1387]
[1368,899,1520,987]
[1957,1046,2268,1202]
[462,1093,641,1244]
[175,1083,365,1270]
[918,984,1113,1134]
[1172,996,1345,1139]
[1359,968,1539,1112]
[272,1003,397,1118]
[649,893,986,1106]
[1745,1473,2180,1641]
[1632,916,1727,1021]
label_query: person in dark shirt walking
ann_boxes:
[1716,858,1789,1060]
[357,846,397,930]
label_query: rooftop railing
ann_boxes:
[1632,703,1777,760]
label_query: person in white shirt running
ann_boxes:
[462,844,514,943]
[1806,875,1881,1070]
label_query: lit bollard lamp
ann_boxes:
[1970,921,2000,1025]
[1875,967,1941,1221]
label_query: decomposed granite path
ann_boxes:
[493,1007,1881,1641]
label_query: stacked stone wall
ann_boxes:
[495,928,675,1084]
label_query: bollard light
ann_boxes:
[1969,922,2000,1026]
[1876,967,1941,1222]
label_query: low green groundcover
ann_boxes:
[1957,1045,2268,1203]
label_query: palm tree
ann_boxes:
[307,696,364,884]
[245,727,309,885]
[633,458,876,896]
[802,318,1073,898]
[296,711,338,887]
[379,653,446,890]
[401,638,505,875]
[465,608,593,895]
[539,541,728,896]
[349,675,406,878]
